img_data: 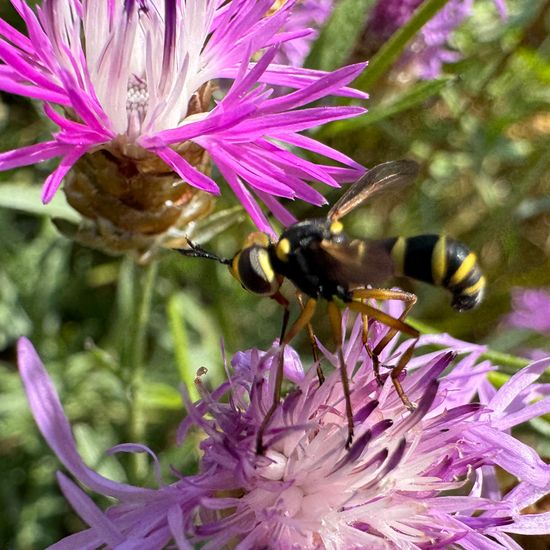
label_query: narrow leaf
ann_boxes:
[0,183,79,221]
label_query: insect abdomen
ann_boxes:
[384,235,485,311]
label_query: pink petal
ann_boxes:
[141,102,258,146]
[168,505,193,550]
[107,443,163,487]
[213,152,272,235]
[17,338,153,500]
[220,63,369,99]
[469,426,550,488]
[493,396,550,430]
[502,512,550,535]
[42,146,89,203]
[489,357,550,414]
[47,529,100,550]
[56,472,124,548]
[227,106,366,139]
[152,146,220,194]
[0,141,71,170]
[255,190,297,227]
[261,63,366,113]
[0,69,69,104]
[278,132,364,171]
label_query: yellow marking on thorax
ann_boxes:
[449,252,478,286]
[276,238,291,262]
[431,236,447,285]
[462,275,486,296]
[258,248,275,282]
[243,231,271,248]
[330,220,344,234]
[391,237,406,276]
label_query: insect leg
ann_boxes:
[296,292,325,385]
[256,298,317,454]
[283,298,318,344]
[360,313,383,386]
[327,301,354,449]
[352,288,417,355]
[271,290,291,332]
[347,299,419,410]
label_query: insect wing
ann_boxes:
[328,160,419,221]
[317,238,395,287]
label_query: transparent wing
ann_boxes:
[317,238,394,287]
[328,159,419,221]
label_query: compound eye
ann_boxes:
[237,246,280,296]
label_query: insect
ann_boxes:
[179,160,485,453]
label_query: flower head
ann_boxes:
[506,288,550,334]
[18,306,550,548]
[500,287,550,360]
[0,0,367,252]
[365,0,507,79]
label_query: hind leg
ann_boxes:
[256,297,318,454]
[348,291,418,410]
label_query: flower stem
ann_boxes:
[353,0,451,92]
[167,294,200,402]
[127,260,158,483]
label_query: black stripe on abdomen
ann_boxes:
[384,234,485,311]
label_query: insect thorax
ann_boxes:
[269,219,349,300]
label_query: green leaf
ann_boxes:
[353,0,451,92]
[0,184,80,222]
[305,0,376,71]
[323,77,451,136]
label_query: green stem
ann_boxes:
[167,294,200,402]
[353,0,451,93]
[127,260,158,483]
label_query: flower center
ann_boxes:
[126,75,149,133]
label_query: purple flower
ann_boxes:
[367,0,507,79]
[506,288,550,334]
[275,0,334,67]
[18,307,550,548]
[0,1,367,235]
[501,287,550,360]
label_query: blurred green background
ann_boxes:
[0,0,549,548]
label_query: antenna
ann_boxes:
[176,238,232,266]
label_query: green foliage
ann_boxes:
[0,0,549,547]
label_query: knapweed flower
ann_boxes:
[360,0,507,79]
[506,288,550,335]
[0,1,367,255]
[502,287,550,360]
[18,307,550,548]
